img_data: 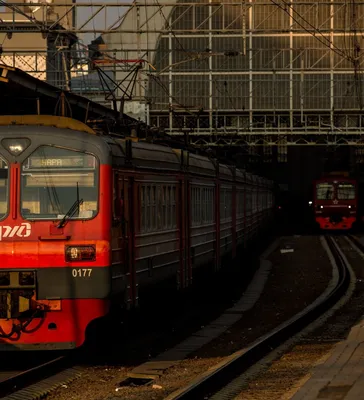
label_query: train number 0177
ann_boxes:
[72,268,92,278]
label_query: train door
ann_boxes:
[232,177,237,259]
[112,172,138,309]
[178,175,191,289]
[215,173,221,271]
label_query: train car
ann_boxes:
[311,173,357,230]
[0,115,274,350]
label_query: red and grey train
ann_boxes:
[311,173,357,230]
[0,115,274,350]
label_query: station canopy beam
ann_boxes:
[0,64,141,134]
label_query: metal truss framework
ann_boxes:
[178,134,364,147]
[1,1,283,34]
[2,2,364,34]
[151,111,364,146]
[3,1,364,147]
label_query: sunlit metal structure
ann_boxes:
[100,0,364,149]
[1,2,364,150]
[0,0,82,88]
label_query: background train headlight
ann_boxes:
[65,246,96,262]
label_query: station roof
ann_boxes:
[0,64,138,132]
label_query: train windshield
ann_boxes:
[337,183,356,200]
[0,156,8,219]
[316,183,334,200]
[21,146,98,220]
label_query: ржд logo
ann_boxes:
[0,223,31,241]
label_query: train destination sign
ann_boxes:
[25,156,96,170]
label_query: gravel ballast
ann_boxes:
[47,235,333,400]
[236,235,363,400]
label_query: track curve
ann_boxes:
[166,235,352,400]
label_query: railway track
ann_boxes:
[0,355,79,400]
[0,234,355,400]
[166,235,353,400]
[0,236,274,400]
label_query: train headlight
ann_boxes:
[320,205,324,209]
[348,205,351,209]
[1,138,31,156]
[65,246,96,262]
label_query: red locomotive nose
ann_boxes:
[0,114,275,351]
[313,174,357,230]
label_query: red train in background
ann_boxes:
[311,172,357,230]
[0,115,274,350]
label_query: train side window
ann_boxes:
[207,188,211,223]
[201,188,206,222]
[191,187,195,225]
[191,186,200,226]
[166,186,171,228]
[220,189,225,221]
[157,186,162,230]
[112,173,122,221]
[151,186,156,230]
[162,186,167,229]
[220,188,232,221]
[171,186,176,228]
[142,185,149,232]
[141,186,145,230]
[246,189,252,215]
[227,190,232,219]
[191,186,214,226]
[146,186,151,231]
[140,183,176,232]
[237,189,244,218]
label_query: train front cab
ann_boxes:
[0,120,112,350]
[313,179,357,230]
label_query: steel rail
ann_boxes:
[167,235,351,400]
[0,356,71,399]
[347,234,364,254]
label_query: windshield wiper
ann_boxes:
[57,182,83,228]
[57,198,84,228]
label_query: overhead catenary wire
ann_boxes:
[270,0,352,62]
[271,0,364,112]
